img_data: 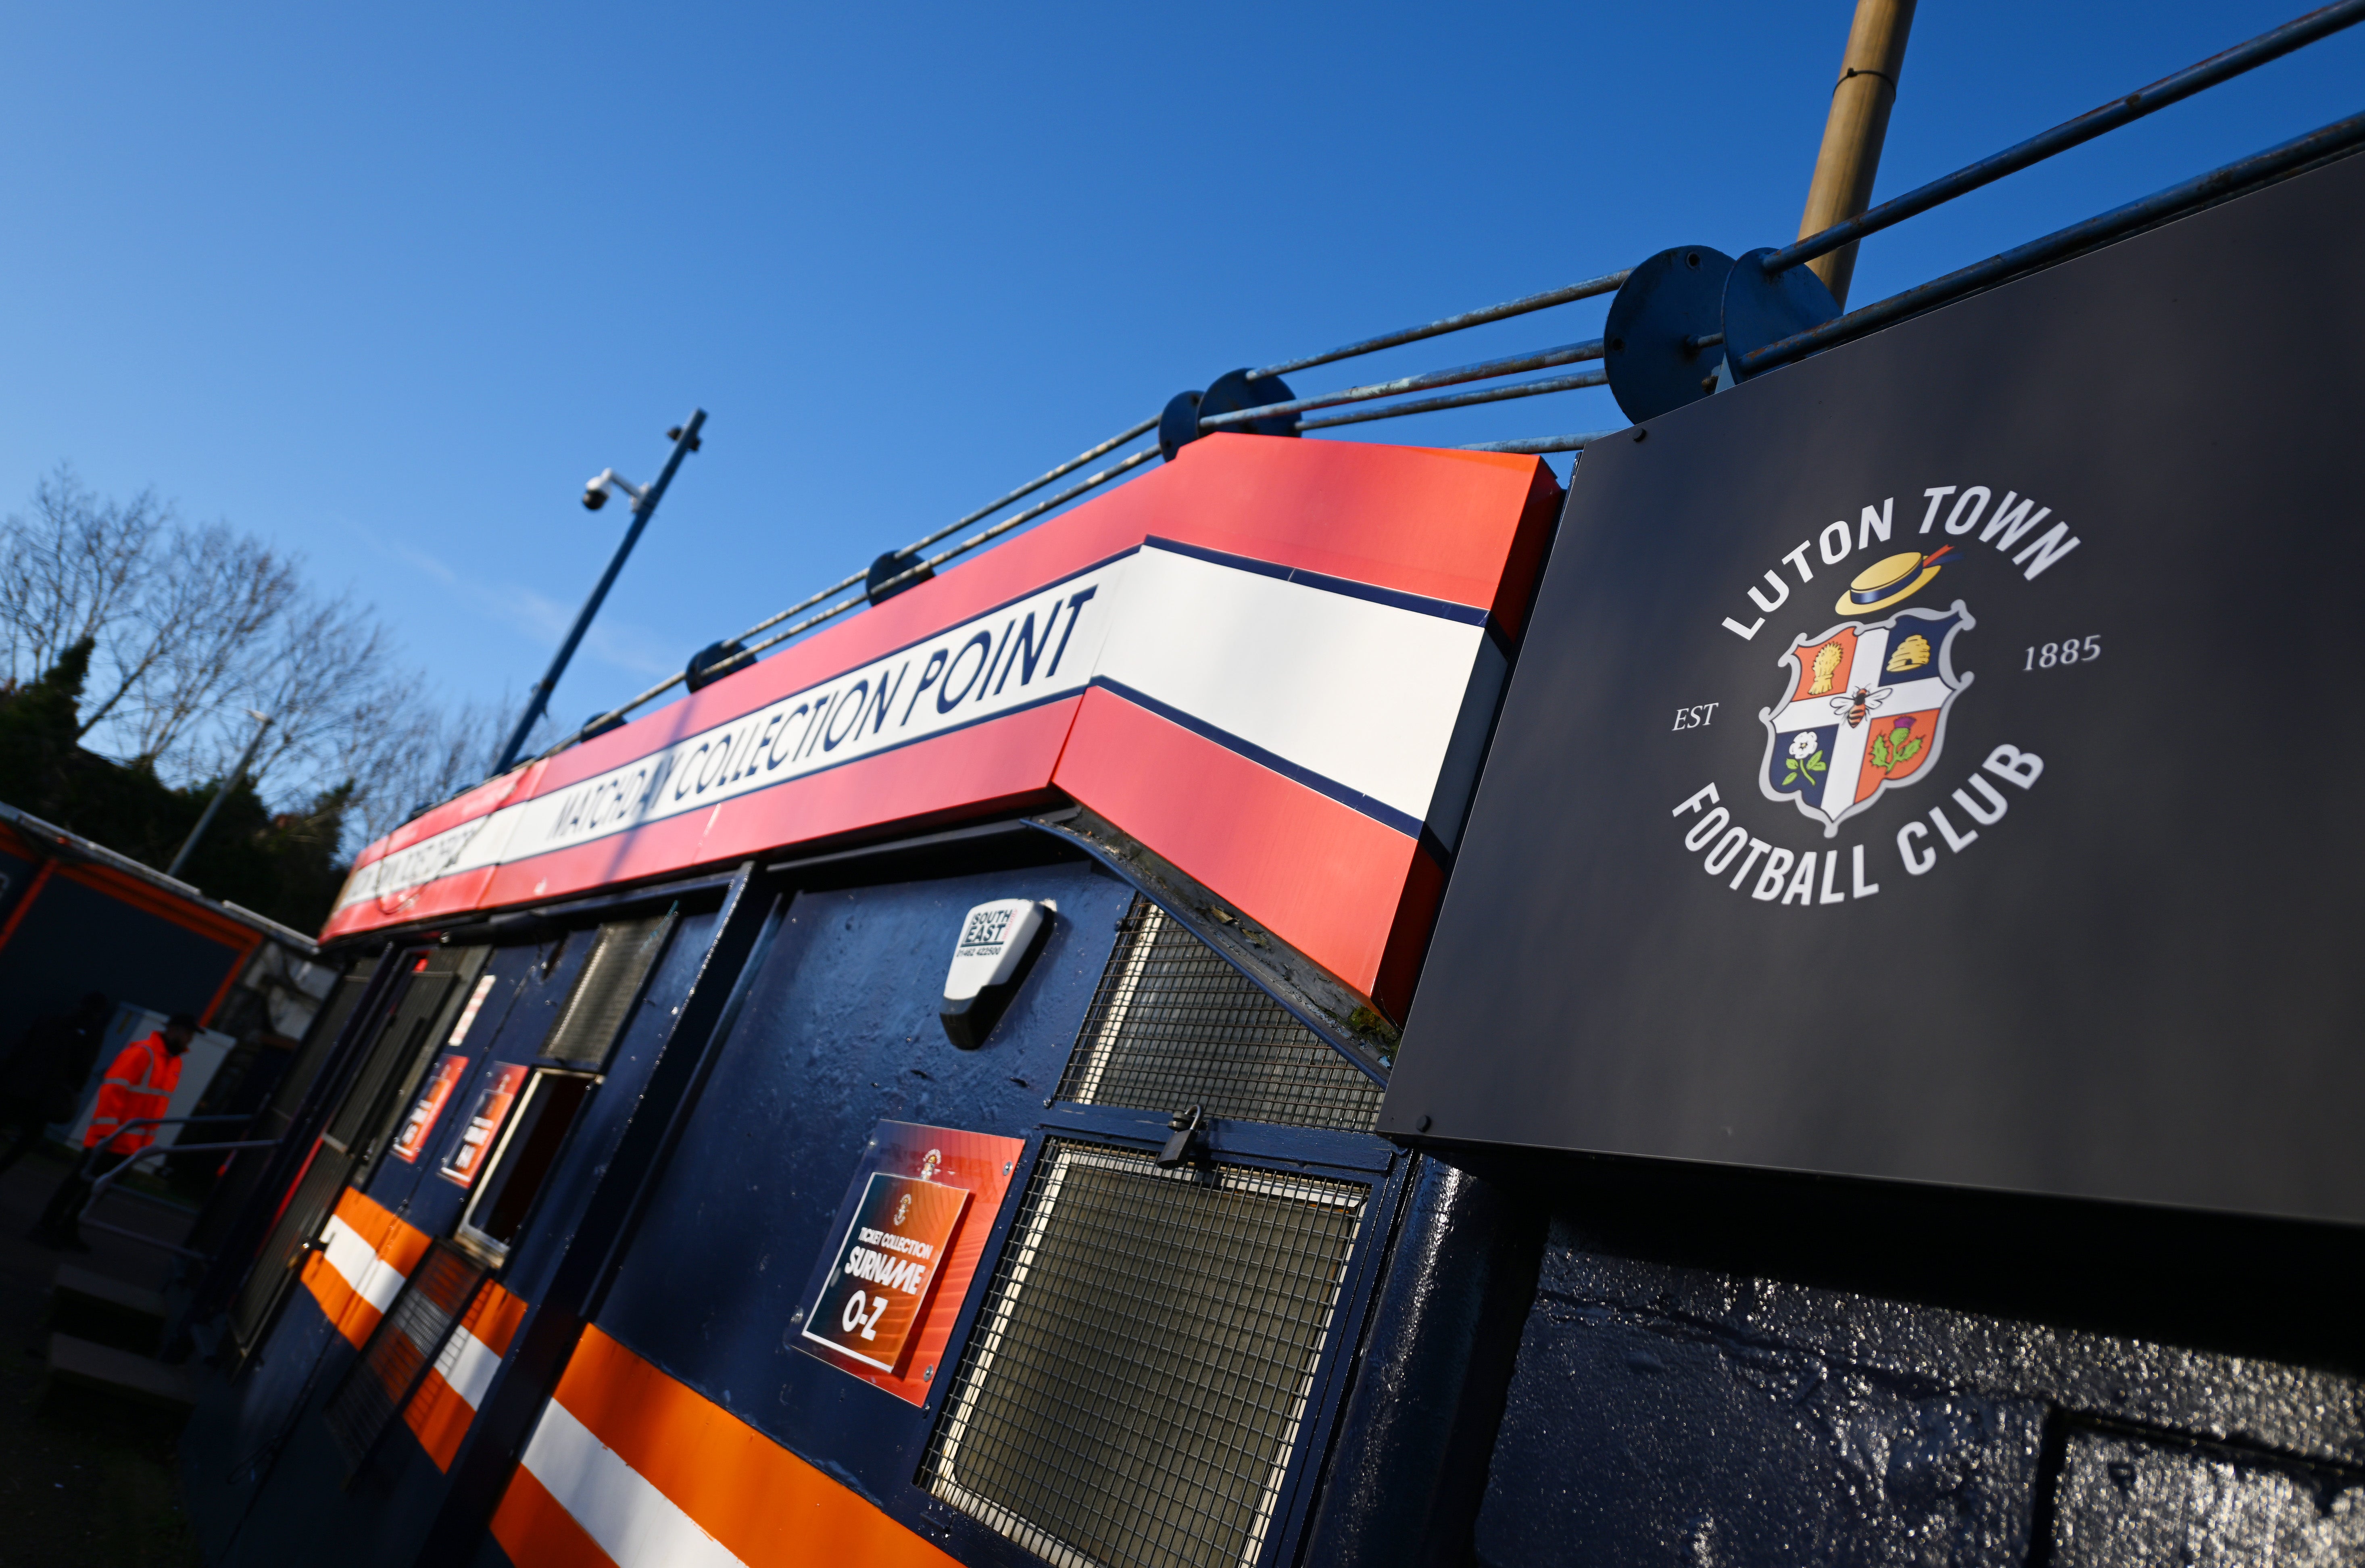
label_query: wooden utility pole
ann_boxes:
[1796,0,1917,309]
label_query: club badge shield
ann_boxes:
[1758,599,1975,836]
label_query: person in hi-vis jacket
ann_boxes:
[31,1012,194,1250]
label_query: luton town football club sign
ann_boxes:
[1672,486,2076,908]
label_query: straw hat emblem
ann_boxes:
[1837,546,1952,615]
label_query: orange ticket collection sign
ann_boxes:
[392,1051,471,1163]
[440,1062,528,1188]
[796,1122,1022,1405]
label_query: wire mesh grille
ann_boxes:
[922,1141,1367,1568]
[1056,897,1382,1133]
[322,1244,485,1470]
[542,913,673,1067]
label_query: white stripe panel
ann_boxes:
[518,1398,745,1568]
[1096,547,1483,821]
[434,1326,502,1410]
[318,1216,409,1313]
[318,1217,379,1297]
[337,542,1494,913]
[350,1251,409,1314]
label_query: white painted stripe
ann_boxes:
[337,540,1497,917]
[350,1251,409,1314]
[518,1398,745,1568]
[433,1325,502,1411]
[317,1215,409,1314]
[1097,546,1484,822]
[318,1217,378,1295]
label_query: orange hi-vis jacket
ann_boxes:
[85,1032,182,1153]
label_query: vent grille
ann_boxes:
[1056,898,1382,1133]
[542,913,674,1068]
[322,1244,485,1472]
[922,1141,1367,1568]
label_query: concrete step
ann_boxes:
[48,1264,167,1353]
[46,1330,195,1412]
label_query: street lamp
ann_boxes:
[167,708,273,880]
[490,410,706,777]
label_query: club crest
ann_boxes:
[1758,599,1975,836]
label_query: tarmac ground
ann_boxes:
[0,1142,201,1568]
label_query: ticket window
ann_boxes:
[453,1070,597,1265]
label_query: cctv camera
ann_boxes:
[582,477,609,511]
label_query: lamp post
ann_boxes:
[167,708,273,880]
[490,409,705,777]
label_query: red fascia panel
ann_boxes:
[346,761,544,877]
[1112,434,1560,636]
[1053,685,1433,1013]
[328,436,1558,952]
[323,862,505,942]
[526,436,1554,802]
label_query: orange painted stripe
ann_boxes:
[406,1373,473,1472]
[376,1214,433,1277]
[299,1249,361,1334]
[469,1281,533,1355]
[491,1462,621,1568]
[548,1325,964,1568]
[300,1188,432,1347]
[405,1282,532,1471]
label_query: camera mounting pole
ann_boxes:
[489,409,706,778]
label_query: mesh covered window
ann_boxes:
[322,1243,485,1472]
[922,1141,1367,1568]
[542,913,673,1068]
[1056,897,1383,1133]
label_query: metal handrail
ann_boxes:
[1200,339,1607,431]
[1460,431,1625,455]
[540,441,1163,754]
[1248,270,1629,379]
[1763,0,2365,277]
[75,1115,282,1259]
[1301,368,1610,430]
[1743,107,2365,375]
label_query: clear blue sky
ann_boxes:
[4,2,2357,754]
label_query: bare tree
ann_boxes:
[3,464,500,856]
[98,521,300,755]
[344,692,523,847]
[0,466,169,690]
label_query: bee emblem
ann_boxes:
[1829,684,1893,728]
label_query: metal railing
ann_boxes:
[501,1,2360,771]
[76,1114,280,1259]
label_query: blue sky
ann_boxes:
[4,1,2357,765]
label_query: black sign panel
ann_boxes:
[1386,152,2365,1224]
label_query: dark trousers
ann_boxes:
[0,1100,50,1175]
[33,1149,130,1243]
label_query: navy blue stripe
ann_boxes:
[1141,536,1492,627]
[1090,677,1424,839]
